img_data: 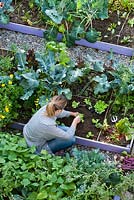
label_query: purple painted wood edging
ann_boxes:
[75,39,134,57]
[10,122,24,130]
[0,22,133,56]
[10,122,131,153]
[0,22,45,37]
[76,136,130,153]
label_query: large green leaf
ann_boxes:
[8,152,17,161]
[70,25,85,40]
[36,51,55,72]
[68,69,83,83]
[39,95,50,106]
[37,191,48,199]
[60,182,76,190]
[93,74,111,94]
[20,90,34,100]
[0,14,9,24]
[27,192,38,200]
[100,0,109,19]
[0,157,5,164]
[21,179,31,187]
[0,0,14,24]
[16,51,27,70]
[58,88,72,100]
[45,8,63,24]
[20,72,39,100]
[21,72,39,89]
[93,61,104,72]
[35,53,49,71]
[86,29,101,43]
[91,0,108,19]
[48,64,67,83]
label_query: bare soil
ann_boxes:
[59,95,129,147]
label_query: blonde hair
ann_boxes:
[46,95,67,117]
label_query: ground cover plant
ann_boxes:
[0,53,23,127]
[0,42,134,147]
[0,131,134,200]
[0,0,133,47]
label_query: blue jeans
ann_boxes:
[47,126,76,153]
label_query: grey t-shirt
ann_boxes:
[23,105,76,149]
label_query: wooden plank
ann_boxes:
[76,136,130,153]
[75,39,134,57]
[10,122,131,153]
[0,22,133,56]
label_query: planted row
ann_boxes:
[1,0,134,46]
[0,42,86,127]
[0,42,134,147]
[0,131,134,199]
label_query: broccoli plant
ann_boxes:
[0,0,14,24]
[14,42,84,105]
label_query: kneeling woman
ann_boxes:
[23,95,81,154]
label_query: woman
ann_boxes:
[23,95,81,154]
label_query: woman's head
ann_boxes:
[46,95,67,117]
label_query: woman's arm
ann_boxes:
[46,116,81,140]
[46,125,76,139]
[69,112,79,117]
[57,110,79,118]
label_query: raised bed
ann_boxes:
[0,22,133,57]
[1,22,134,154]
[10,122,134,154]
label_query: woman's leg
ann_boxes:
[47,125,76,153]
[48,137,76,153]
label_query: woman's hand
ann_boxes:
[70,112,79,117]
[72,115,81,127]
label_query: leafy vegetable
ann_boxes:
[0,0,14,24]
[86,28,101,43]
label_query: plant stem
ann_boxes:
[79,81,91,95]
[117,11,131,44]
[97,91,113,141]
[65,20,69,36]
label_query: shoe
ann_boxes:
[55,150,65,156]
